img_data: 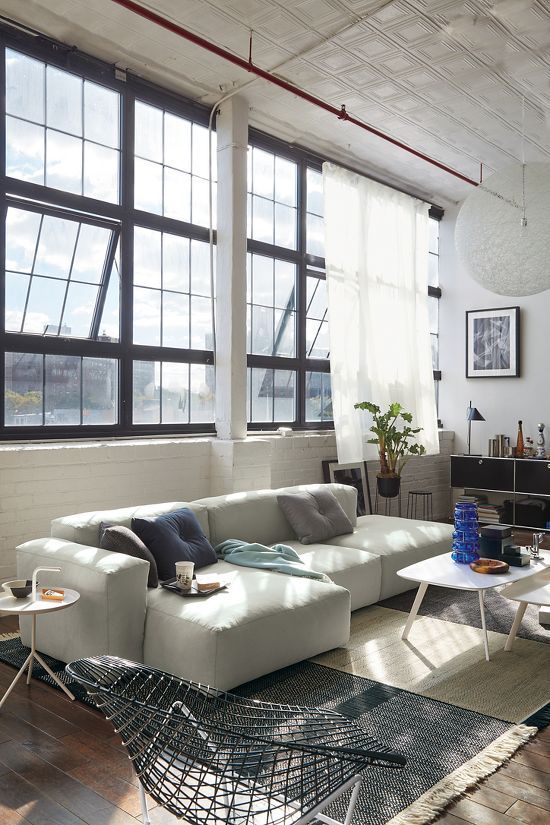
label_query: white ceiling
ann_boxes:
[1,0,550,206]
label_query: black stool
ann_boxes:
[407,490,433,521]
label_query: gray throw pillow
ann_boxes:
[99,523,159,588]
[277,489,353,545]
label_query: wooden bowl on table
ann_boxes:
[469,558,509,574]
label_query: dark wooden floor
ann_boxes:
[0,615,548,825]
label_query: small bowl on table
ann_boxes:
[2,579,35,599]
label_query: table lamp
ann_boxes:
[467,401,485,455]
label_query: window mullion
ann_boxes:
[120,86,135,431]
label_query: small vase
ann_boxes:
[451,501,480,564]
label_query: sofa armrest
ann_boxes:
[16,538,148,664]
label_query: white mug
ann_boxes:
[175,561,194,591]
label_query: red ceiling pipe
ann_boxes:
[111,0,478,187]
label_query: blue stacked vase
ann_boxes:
[451,502,480,564]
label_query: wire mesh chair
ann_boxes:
[66,656,406,825]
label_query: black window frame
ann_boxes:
[0,24,216,439]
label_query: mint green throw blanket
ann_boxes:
[215,539,330,582]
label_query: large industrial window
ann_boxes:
[1,35,215,438]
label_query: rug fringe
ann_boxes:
[0,632,20,641]
[385,723,537,825]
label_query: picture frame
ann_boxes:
[322,459,373,516]
[466,306,520,378]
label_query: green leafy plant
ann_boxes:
[354,401,426,477]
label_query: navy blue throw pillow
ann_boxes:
[132,508,217,581]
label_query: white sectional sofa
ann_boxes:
[16,483,453,689]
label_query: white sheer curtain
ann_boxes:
[323,162,439,463]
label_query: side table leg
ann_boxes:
[33,651,75,701]
[402,582,428,640]
[479,590,490,661]
[0,651,33,710]
[27,614,36,685]
[505,602,528,652]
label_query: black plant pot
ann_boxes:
[377,475,401,499]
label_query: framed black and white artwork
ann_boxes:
[322,459,373,516]
[466,306,520,378]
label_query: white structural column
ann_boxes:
[215,96,248,439]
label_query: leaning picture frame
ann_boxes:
[322,459,373,516]
[466,306,520,378]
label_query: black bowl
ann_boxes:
[3,579,34,598]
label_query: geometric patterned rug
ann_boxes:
[0,633,543,825]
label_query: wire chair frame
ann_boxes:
[66,656,406,825]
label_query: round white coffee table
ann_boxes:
[0,588,80,709]
[501,574,550,652]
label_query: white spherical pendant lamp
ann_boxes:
[455,162,550,296]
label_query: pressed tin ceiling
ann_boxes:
[1,0,550,206]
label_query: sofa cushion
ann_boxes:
[51,501,210,547]
[325,515,454,599]
[132,508,217,581]
[277,489,353,545]
[143,560,351,689]
[99,523,158,588]
[195,483,358,547]
[285,540,382,611]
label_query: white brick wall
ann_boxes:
[0,430,454,577]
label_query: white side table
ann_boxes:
[501,574,550,652]
[0,588,80,709]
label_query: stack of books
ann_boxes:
[457,493,488,505]
[477,503,504,524]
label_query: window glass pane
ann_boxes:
[428,253,439,288]
[273,309,295,357]
[134,157,162,214]
[431,333,439,370]
[162,361,189,423]
[190,363,215,423]
[84,142,119,203]
[133,287,161,346]
[252,196,274,244]
[274,370,295,421]
[99,253,120,341]
[72,224,112,284]
[6,208,42,273]
[46,66,82,136]
[84,81,119,148]
[35,216,79,277]
[163,291,189,348]
[163,234,189,292]
[191,176,214,227]
[190,296,213,349]
[6,49,45,122]
[306,318,329,358]
[275,157,296,207]
[24,276,66,335]
[5,273,29,333]
[135,101,163,162]
[306,371,332,423]
[274,203,296,249]
[251,305,274,355]
[5,352,44,426]
[133,360,160,424]
[249,367,272,423]
[306,276,327,319]
[6,117,44,184]
[46,129,82,194]
[164,167,191,222]
[307,168,324,216]
[306,212,325,257]
[44,354,81,425]
[252,255,273,307]
[61,281,98,338]
[134,227,161,288]
[274,260,295,309]
[190,240,212,297]
[192,123,212,179]
[252,148,274,199]
[82,357,118,424]
[165,113,191,171]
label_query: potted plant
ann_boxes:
[354,401,426,498]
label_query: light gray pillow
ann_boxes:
[277,489,354,545]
